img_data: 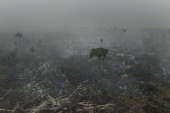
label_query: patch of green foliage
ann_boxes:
[89,47,108,61]
[89,47,108,69]
[15,33,23,38]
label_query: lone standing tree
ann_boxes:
[100,39,103,47]
[15,33,23,46]
[89,47,108,70]
[15,33,23,38]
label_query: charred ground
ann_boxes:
[0,27,170,113]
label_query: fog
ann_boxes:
[1,0,170,113]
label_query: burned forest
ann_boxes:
[0,27,170,113]
[1,0,170,113]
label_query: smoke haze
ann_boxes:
[0,0,170,31]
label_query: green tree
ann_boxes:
[100,39,103,47]
[15,33,23,39]
[89,47,108,70]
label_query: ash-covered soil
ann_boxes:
[0,28,170,113]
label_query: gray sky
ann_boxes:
[0,0,170,29]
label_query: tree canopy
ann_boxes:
[90,47,108,69]
[15,33,23,38]
[90,47,108,61]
